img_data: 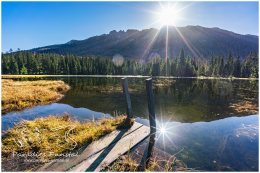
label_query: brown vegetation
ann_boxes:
[153,79,176,87]
[105,155,187,172]
[229,100,258,115]
[104,138,188,172]
[2,115,131,171]
[1,79,70,114]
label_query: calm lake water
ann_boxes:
[2,77,259,171]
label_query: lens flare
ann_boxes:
[160,126,167,134]
[158,122,171,137]
[112,54,124,67]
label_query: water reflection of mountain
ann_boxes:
[58,78,258,123]
[155,115,258,171]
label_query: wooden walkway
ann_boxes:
[38,122,150,172]
[38,77,156,172]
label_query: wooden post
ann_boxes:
[138,133,155,171]
[121,78,133,119]
[146,78,156,134]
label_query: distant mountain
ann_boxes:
[31,25,258,60]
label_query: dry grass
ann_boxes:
[2,115,131,160]
[1,79,70,114]
[2,75,51,78]
[88,85,140,93]
[104,154,187,172]
[104,155,139,171]
[229,100,258,115]
[153,79,176,87]
[104,140,188,172]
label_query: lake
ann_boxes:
[2,77,259,171]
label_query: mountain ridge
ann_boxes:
[31,25,258,59]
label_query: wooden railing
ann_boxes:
[122,77,156,134]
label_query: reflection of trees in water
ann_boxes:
[227,80,258,115]
[60,78,257,105]
[63,77,119,91]
[58,78,257,122]
[209,80,234,104]
[154,79,257,121]
[62,77,146,93]
[58,78,148,118]
[155,79,235,105]
[156,79,257,105]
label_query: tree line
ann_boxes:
[1,49,258,78]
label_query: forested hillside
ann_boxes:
[2,50,258,78]
[31,26,258,60]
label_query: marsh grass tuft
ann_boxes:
[1,79,70,114]
[104,155,139,172]
[104,154,187,172]
[153,79,175,87]
[229,100,258,115]
[2,115,131,160]
[104,140,188,172]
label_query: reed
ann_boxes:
[2,79,70,114]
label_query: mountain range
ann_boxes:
[31,25,258,60]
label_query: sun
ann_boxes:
[155,3,182,27]
[158,7,177,26]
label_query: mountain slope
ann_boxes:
[31,25,258,59]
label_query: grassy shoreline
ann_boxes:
[1,74,258,80]
[2,115,131,171]
[2,79,70,114]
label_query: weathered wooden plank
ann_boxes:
[37,122,149,172]
[70,124,150,172]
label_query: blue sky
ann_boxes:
[2,1,258,52]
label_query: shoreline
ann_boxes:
[1,79,70,114]
[2,115,131,172]
[1,74,258,80]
